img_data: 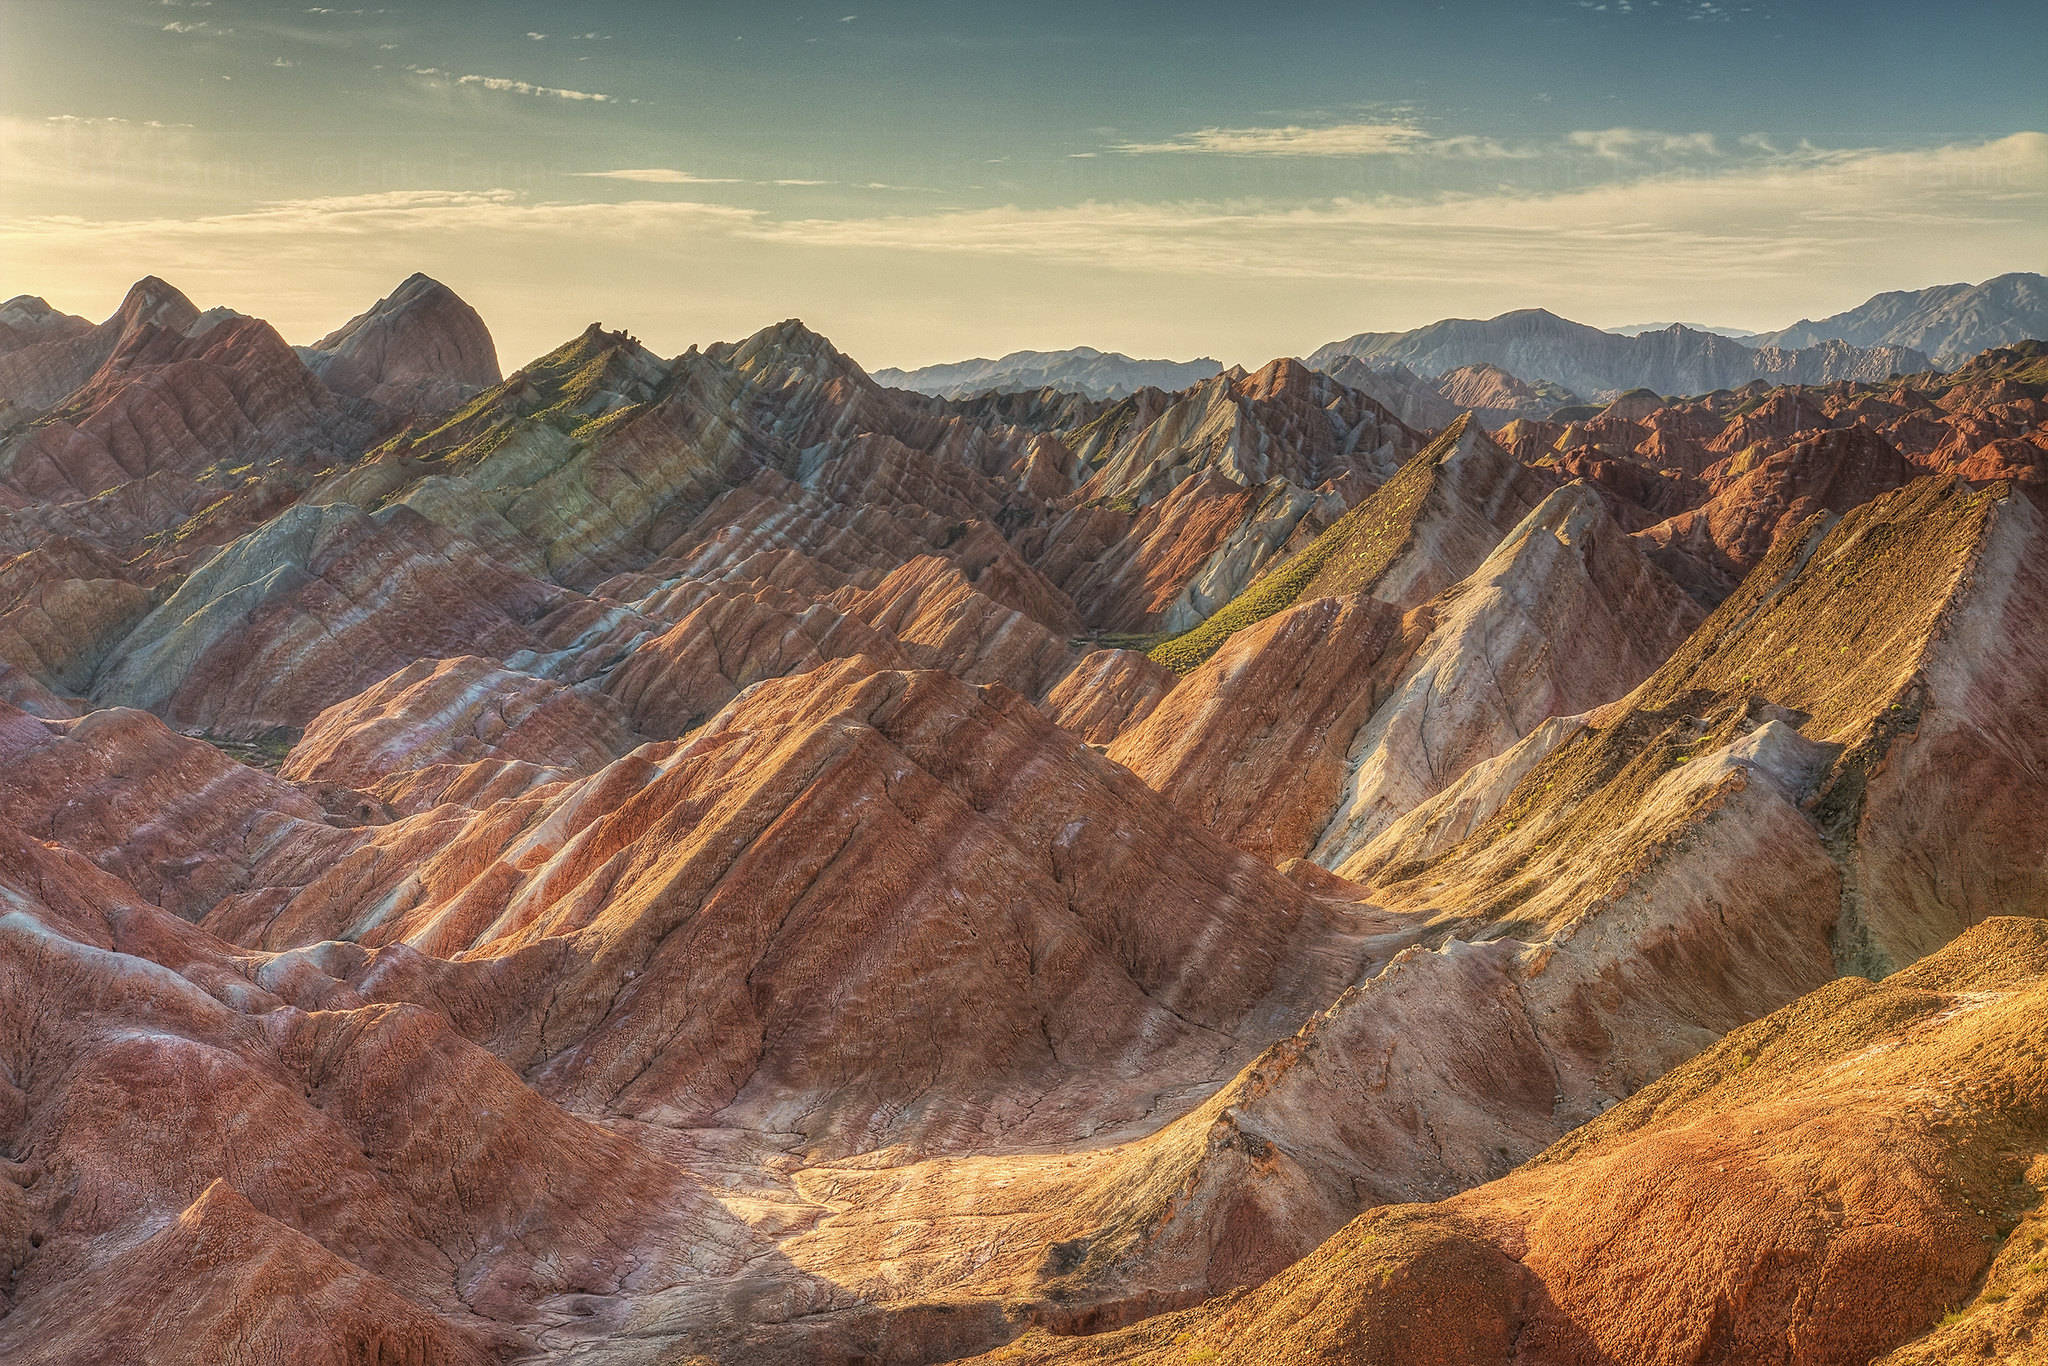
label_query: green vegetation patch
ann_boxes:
[409,327,647,466]
[1146,415,1471,673]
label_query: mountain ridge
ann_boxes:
[875,347,1225,400]
[1306,308,1929,401]
[1750,270,2048,363]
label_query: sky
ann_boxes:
[1,0,2043,370]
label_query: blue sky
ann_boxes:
[2,0,2043,366]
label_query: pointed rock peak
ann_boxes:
[746,317,847,359]
[1420,410,1520,478]
[0,295,60,323]
[393,270,449,296]
[178,1177,262,1231]
[348,272,468,323]
[493,323,665,414]
[1241,355,1317,399]
[1428,409,1483,453]
[522,325,641,381]
[730,316,869,384]
[112,275,200,334]
[183,305,251,340]
[0,295,92,351]
[556,320,642,357]
[303,273,501,407]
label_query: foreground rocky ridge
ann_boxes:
[0,274,2044,1364]
[973,916,2048,1365]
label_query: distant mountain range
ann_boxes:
[1305,311,1927,403]
[874,347,1223,399]
[1604,321,1761,341]
[1749,272,2048,364]
[1319,273,2045,398]
[881,274,2045,408]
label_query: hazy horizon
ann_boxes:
[3,0,2044,368]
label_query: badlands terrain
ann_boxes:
[0,273,2046,1364]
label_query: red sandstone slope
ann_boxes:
[207,660,1381,1155]
[0,823,764,1366]
[1432,360,1579,421]
[1,297,345,506]
[1637,424,1920,596]
[89,501,570,737]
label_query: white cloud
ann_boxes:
[1112,121,1433,157]
[573,168,739,184]
[407,66,612,103]
[572,170,849,189]
[1568,127,1723,159]
[1108,120,1741,163]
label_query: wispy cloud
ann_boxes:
[1568,127,1723,159]
[571,169,879,190]
[0,189,759,256]
[407,66,613,103]
[574,168,737,184]
[1107,120,1747,163]
[0,115,203,195]
[746,133,2048,294]
[1111,121,1433,157]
